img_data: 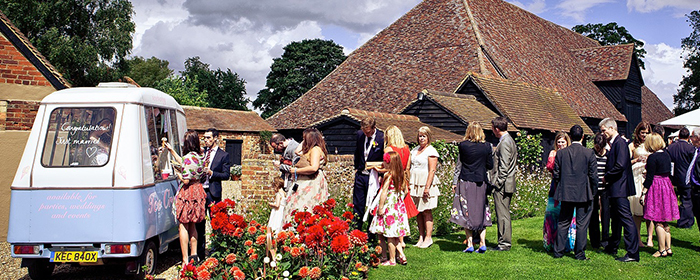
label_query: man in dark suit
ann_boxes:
[196,128,231,260]
[600,118,639,262]
[489,116,518,251]
[688,128,700,232]
[667,127,696,228]
[352,117,384,233]
[552,125,598,260]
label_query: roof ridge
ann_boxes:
[182,105,255,114]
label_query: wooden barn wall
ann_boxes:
[402,99,466,134]
[595,80,625,111]
[622,59,643,133]
[318,118,359,155]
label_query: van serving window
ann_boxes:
[41,107,116,167]
[145,106,179,182]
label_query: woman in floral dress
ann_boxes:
[370,151,410,266]
[166,130,206,264]
[284,128,329,221]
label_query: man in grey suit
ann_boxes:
[270,133,300,193]
[489,116,518,251]
[553,125,598,260]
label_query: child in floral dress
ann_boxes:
[369,151,410,266]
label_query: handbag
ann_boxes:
[404,193,419,218]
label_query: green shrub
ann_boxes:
[515,130,543,173]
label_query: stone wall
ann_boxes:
[0,100,39,131]
[228,154,356,209]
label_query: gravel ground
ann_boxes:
[1,241,183,280]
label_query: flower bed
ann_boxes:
[174,198,375,280]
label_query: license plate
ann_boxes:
[51,251,98,263]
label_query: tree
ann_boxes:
[125,56,173,88]
[674,10,700,115]
[253,39,346,118]
[155,76,208,107]
[181,57,249,110]
[0,0,135,86]
[572,22,647,69]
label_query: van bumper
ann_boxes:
[11,242,144,262]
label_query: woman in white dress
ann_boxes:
[629,121,653,248]
[409,126,440,248]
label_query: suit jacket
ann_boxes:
[490,133,518,193]
[604,134,636,198]
[353,129,385,171]
[206,147,231,198]
[667,139,695,187]
[553,143,598,202]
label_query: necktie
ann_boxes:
[204,148,212,180]
[365,137,371,150]
[687,148,699,185]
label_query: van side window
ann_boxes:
[144,106,179,181]
[41,107,116,167]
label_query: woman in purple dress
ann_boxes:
[640,133,679,258]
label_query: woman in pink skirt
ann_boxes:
[640,133,679,258]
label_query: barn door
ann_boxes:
[225,139,243,165]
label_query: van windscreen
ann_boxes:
[41,107,116,167]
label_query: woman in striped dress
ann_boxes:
[589,132,610,249]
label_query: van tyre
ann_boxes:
[136,241,157,278]
[27,259,55,280]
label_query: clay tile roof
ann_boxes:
[183,106,276,132]
[641,86,674,125]
[466,73,593,134]
[571,44,635,81]
[313,108,463,143]
[266,0,629,130]
[411,89,517,131]
[0,11,70,89]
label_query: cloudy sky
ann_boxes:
[131,0,699,111]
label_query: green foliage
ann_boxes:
[572,22,647,69]
[515,130,543,172]
[154,76,208,107]
[508,167,550,219]
[253,39,346,118]
[181,57,250,110]
[125,56,173,87]
[0,0,135,86]
[230,164,242,177]
[674,10,700,115]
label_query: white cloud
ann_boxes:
[640,42,686,108]
[555,0,615,22]
[509,0,547,14]
[627,0,699,13]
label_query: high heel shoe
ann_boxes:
[666,248,673,256]
[652,249,667,258]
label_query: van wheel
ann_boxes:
[27,259,55,280]
[136,241,157,278]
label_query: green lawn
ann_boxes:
[368,216,700,279]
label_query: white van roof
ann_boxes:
[41,85,183,112]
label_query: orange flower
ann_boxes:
[234,227,244,238]
[249,253,258,261]
[197,270,211,280]
[290,247,301,257]
[283,246,291,252]
[203,257,218,269]
[375,245,382,254]
[256,235,266,245]
[298,266,310,278]
[233,269,245,280]
[244,240,253,247]
[360,244,369,253]
[247,226,257,235]
[246,248,254,255]
[225,253,237,264]
[355,262,363,269]
[309,267,322,279]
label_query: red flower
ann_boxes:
[355,262,363,269]
[323,198,337,209]
[244,240,253,247]
[225,253,237,264]
[328,220,349,238]
[180,260,197,279]
[342,278,349,280]
[255,234,266,245]
[331,235,351,253]
[229,214,247,228]
[210,214,227,232]
[249,253,258,261]
[282,222,293,230]
[283,246,291,252]
[298,266,310,278]
[347,202,354,208]
[309,267,322,279]
[349,229,368,246]
[234,227,244,238]
[246,248,254,255]
[294,212,311,224]
[342,211,354,221]
[303,224,325,248]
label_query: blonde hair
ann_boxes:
[386,151,407,194]
[645,133,665,153]
[464,121,485,143]
[416,126,433,144]
[553,131,571,152]
[384,125,406,148]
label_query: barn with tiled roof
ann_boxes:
[267,0,672,140]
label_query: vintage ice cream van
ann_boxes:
[7,83,186,278]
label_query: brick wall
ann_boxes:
[0,100,38,131]
[216,131,273,159]
[0,38,52,87]
[235,154,356,207]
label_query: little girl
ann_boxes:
[369,151,410,266]
[266,177,286,257]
